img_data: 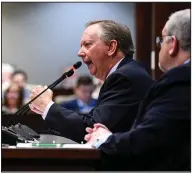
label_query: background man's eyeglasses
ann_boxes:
[156,36,173,48]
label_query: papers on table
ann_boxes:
[16,143,94,149]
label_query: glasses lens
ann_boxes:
[156,37,161,48]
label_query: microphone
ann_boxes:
[72,61,82,70]
[15,61,82,116]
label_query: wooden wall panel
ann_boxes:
[136,2,152,74]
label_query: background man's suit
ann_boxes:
[60,98,97,114]
[98,62,191,171]
[45,57,155,142]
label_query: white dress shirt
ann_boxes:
[184,59,190,64]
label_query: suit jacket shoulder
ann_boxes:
[156,62,190,88]
[99,58,155,101]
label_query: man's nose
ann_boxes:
[78,49,85,57]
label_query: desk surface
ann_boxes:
[2,147,100,171]
[2,147,100,159]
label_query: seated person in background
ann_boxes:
[60,75,97,114]
[2,63,15,93]
[2,83,24,114]
[11,70,31,104]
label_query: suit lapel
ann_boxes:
[97,56,133,105]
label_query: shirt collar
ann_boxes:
[184,59,190,64]
[106,58,124,79]
[77,99,86,107]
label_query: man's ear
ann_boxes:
[169,36,179,56]
[108,40,118,57]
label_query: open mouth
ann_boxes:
[84,60,93,67]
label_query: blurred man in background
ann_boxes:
[85,9,191,171]
[60,75,97,114]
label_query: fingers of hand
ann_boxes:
[30,94,33,100]
[86,127,93,133]
[32,86,44,94]
[29,103,36,111]
[29,104,43,115]
[48,88,53,97]
[29,104,34,111]
[84,134,91,141]
[30,103,38,110]
[94,123,108,130]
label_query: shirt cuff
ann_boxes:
[42,101,54,120]
[92,133,112,149]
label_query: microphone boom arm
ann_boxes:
[15,62,80,116]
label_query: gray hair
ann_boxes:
[86,20,135,57]
[166,9,191,52]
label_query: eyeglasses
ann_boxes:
[156,36,172,48]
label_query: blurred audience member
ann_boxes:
[2,83,24,114]
[2,63,15,93]
[60,75,97,114]
[11,70,31,103]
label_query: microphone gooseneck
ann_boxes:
[15,61,82,116]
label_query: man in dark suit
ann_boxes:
[85,9,191,171]
[60,75,97,114]
[29,20,154,143]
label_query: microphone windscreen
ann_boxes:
[73,61,82,69]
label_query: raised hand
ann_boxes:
[29,85,53,115]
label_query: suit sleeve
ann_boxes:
[45,73,141,143]
[98,83,190,160]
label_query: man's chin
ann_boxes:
[89,69,103,80]
[89,68,96,76]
